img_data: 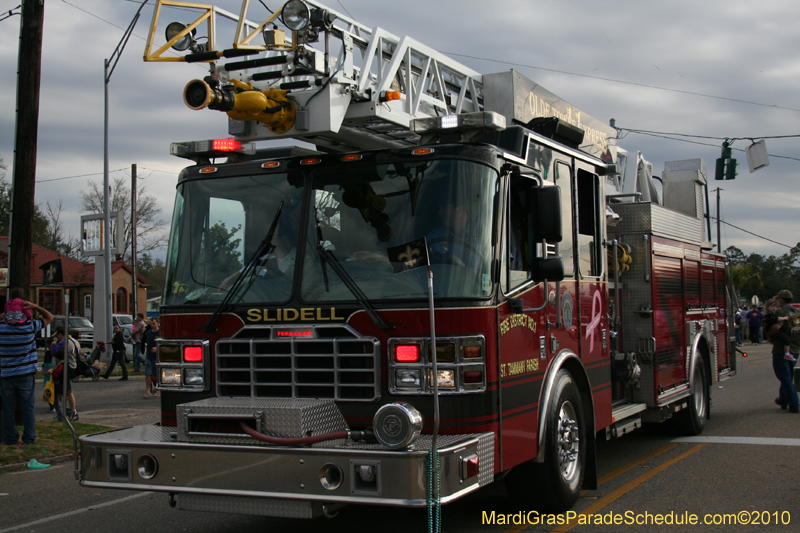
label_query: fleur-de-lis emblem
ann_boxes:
[398,245,421,267]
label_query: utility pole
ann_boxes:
[9,0,45,291]
[100,0,147,340]
[131,164,137,318]
[716,188,722,253]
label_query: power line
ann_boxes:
[36,168,127,183]
[713,217,795,249]
[0,4,21,22]
[138,167,179,175]
[443,52,800,113]
[616,128,800,163]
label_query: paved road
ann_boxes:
[2,343,799,533]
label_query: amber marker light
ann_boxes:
[341,154,362,161]
[300,157,321,165]
[199,167,218,174]
[412,148,434,156]
[261,161,281,168]
[380,90,401,102]
[462,344,482,359]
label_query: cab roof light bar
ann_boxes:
[410,111,505,135]
[410,111,506,144]
[170,138,256,163]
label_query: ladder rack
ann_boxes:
[145,0,485,151]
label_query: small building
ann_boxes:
[0,237,149,319]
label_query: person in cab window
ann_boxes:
[427,200,485,268]
[221,221,297,291]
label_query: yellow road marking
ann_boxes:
[502,443,677,533]
[550,444,705,532]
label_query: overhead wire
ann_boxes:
[615,128,800,163]
[36,168,127,183]
[0,4,20,23]
[712,217,794,249]
[442,52,800,113]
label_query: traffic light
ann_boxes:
[725,157,738,180]
[714,141,737,180]
[715,157,725,181]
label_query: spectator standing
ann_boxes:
[769,290,800,413]
[745,305,763,345]
[739,307,750,342]
[131,313,146,373]
[50,327,82,421]
[0,290,53,446]
[734,312,743,347]
[101,325,128,380]
[143,318,160,399]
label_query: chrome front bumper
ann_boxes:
[79,425,494,518]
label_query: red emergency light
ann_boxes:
[394,344,421,363]
[212,138,243,152]
[184,346,203,362]
[275,329,313,337]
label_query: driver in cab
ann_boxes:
[221,221,297,291]
[427,199,484,268]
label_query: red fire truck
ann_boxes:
[78,0,736,518]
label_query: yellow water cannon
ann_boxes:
[183,78,296,133]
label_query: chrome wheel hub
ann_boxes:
[557,401,580,482]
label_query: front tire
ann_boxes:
[672,355,708,435]
[506,369,585,513]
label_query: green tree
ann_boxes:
[204,222,242,286]
[731,264,763,303]
[724,246,746,267]
[137,252,166,292]
[736,244,800,303]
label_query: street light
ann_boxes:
[102,1,149,340]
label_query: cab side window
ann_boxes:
[576,169,602,277]
[502,173,534,293]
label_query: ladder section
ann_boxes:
[145,0,484,150]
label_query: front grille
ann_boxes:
[216,325,381,401]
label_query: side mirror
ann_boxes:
[531,186,562,243]
[533,257,565,283]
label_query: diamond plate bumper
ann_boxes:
[79,424,494,517]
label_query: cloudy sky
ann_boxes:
[1,0,798,261]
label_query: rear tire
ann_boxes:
[672,356,708,435]
[506,369,585,513]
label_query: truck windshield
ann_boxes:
[301,158,497,301]
[162,158,497,306]
[163,171,305,306]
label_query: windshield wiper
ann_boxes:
[203,201,284,333]
[314,206,330,292]
[316,247,394,331]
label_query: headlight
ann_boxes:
[281,0,310,31]
[184,368,204,386]
[161,368,181,386]
[431,369,455,388]
[395,369,420,389]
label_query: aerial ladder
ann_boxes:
[145,0,490,152]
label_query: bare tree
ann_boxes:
[79,176,168,261]
[43,201,81,258]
